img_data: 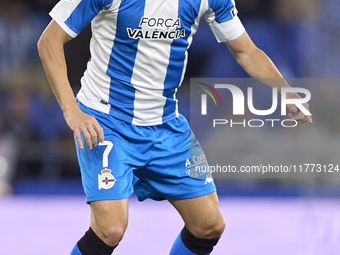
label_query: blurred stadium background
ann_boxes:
[0,0,339,254]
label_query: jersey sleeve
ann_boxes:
[205,0,245,43]
[49,0,113,38]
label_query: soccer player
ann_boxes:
[37,0,312,254]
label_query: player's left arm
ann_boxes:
[226,31,313,124]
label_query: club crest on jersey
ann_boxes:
[98,169,116,190]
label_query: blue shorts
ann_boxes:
[75,102,216,203]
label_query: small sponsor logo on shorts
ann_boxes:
[185,154,209,178]
[98,169,116,190]
[204,174,213,184]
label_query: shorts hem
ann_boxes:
[137,185,217,202]
[167,186,217,200]
[86,190,134,204]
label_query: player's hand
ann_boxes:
[287,102,313,124]
[64,107,104,149]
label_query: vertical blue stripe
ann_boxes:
[65,0,113,34]
[208,0,234,23]
[162,0,201,121]
[107,0,146,123]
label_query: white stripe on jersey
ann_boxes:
[78,1,122,115]
[131,0,179,125]
[179,0,209,87]
[50,0,245,126]
[49,0,82,38]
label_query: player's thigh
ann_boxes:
[90,199,129,239]
[168,192,225,238]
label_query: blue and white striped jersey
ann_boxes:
[50,0,245,126]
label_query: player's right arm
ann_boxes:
[205,0,312,124]
[225,32,312,124]
[37,20,104,149]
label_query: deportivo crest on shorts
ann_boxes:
[98,169,116,190]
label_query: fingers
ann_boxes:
[288,104,313,124]
[306,115,313,124]
[94,123,105,143]
[83,121,104,149]
[81,128,93,149]
[74,129,84,149]
[75,118,104,150]
[289,105,298,114]
[64,107,105,149]
[303,103,313,124]
[88,127,99,149]
[289,111,307,124]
